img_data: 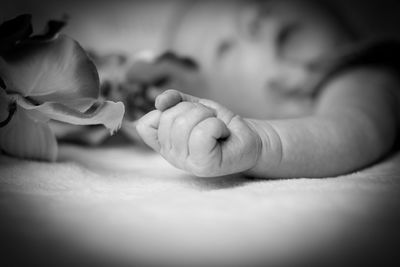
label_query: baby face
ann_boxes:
[172,0,354,119]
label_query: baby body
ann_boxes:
[137,69,399,178]
[136,1,400,178]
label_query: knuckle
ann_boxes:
[160,108,176,122]
[195,102,212,112]
[176,101,194,110]
[198,99,216,107]
[174,116,188,127]
[207,117,220,128]
[191,126,207,140]
[202,108,215,118]
[135,122,145,134]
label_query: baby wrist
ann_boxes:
[243,119,283,177]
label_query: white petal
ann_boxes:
[0,105,57,161]
[0,35,99,103]
[15,95,125,134]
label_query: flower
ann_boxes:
[0,14,125,161]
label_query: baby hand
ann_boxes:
[136,90,261,177]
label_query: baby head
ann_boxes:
[171,0,357,119]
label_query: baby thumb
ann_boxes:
[155,89,200,111]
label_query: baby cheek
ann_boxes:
[218,44,270,86]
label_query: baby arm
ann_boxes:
[247,68,399,177]
[137,68,399,178]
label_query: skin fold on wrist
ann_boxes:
[243,118,283,177]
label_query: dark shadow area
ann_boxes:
[184,173,267,191]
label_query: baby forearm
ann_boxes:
[245,115,393,178]
[137,68,398,178]
[245,69,399,178]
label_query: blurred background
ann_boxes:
[2,0,400,120]
[0,0,400,119]
[2,0,400,119]
[1,0,400,54]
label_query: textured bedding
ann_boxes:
[0,144,399,266]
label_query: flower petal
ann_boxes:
[0,105,57,161]
[15,95,125,134]
[0,34,99,104]
[56,97,97,112]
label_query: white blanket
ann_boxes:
[1,144,399,266]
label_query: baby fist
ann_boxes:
[136,90,261,177]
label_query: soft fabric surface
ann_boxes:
[0,144,399,266]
